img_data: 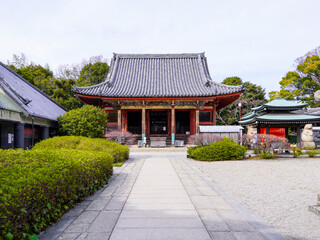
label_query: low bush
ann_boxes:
[105,130,136,145]
[260,151,276,159]
[188,138,246,161]
[292,147,302,158]
[188,134,222,146]
[0,148,113,239]
[33,136,129,163]
[304,147,319,157]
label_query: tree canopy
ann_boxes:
[58,105,108,138]
[216,77,266,125]
[77,62,109,87]
[269,55,320,106]
[6,54,109,110]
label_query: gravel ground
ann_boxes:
[192,158,320,240]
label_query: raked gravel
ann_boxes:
[191,157,320,240]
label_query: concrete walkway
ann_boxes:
[39,152,284,240]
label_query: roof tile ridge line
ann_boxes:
[0,61,67,111]
[202,55,213,81]
[0,74,31,105]
[0,79,30,116]
[211,80,244,90]
[107,55,120,88]
[197,54,210,85]
[73,58,116,91]
[114,53,205,58]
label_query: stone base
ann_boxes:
[302,142,315,149]
[309,205,320,216]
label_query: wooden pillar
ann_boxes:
[212,102,216,125]
[117,109,121,130]
[266,126,270,135]
[196,109,200,134]
[285,128,289,139]
[142,107,146,142]
[171,106,175,145]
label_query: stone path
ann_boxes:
[39,153,284,240]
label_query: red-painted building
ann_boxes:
[73,53,244,145]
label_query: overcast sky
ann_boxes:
[1,0,320,96]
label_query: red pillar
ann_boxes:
[212,102,216,125]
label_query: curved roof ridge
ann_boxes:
[113,53,205,59]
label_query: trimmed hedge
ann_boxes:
[0,148,113,239]
[33,136,129,163]
[188,138,246,161]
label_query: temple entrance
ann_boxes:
[127,111,142,134]
[176,111,190,134]
[150,111,168,135]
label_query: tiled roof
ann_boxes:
[264,97,307,110]
[0,62,66,121]
[73,53,244,98]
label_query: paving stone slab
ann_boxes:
[119,210,200,219]
[71,210,99,225]
[57,232,81,240]
[115,217,204,228]
[208,231,236,240]
[123,203,195,211]
[109,228,211,240]
[83,232,111,240]
[86,196,111,210]
[233,232,266,240]
[105,196,127,210]
[65,223,90,233]
[197,209,230,231]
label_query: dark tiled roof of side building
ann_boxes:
[73,53,244,97]
[0,61,66,121]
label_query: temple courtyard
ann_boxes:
[39,149,320,240]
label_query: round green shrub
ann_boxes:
[33,136,129,162]
[189,138,246,161]
[58,105,108,138]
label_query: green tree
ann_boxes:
[51,78,83,110]
[58,105,108,138]
[77,62,109,87]
[216,77,266,125]
[221,76,242,86]
[269,55,320,106]
[8,62,55,96]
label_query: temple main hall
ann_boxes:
[73,53,244,145]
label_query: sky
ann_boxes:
[1,0,320,96]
